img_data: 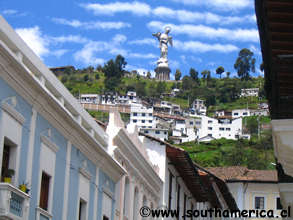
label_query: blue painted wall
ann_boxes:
[0,76,118,220]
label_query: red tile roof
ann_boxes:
[208,166,278,183]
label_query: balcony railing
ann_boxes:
[0,183,30,220]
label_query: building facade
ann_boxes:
[0,16,125,220]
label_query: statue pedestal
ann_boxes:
[155,66,170,81]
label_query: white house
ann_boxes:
[140,127,168,141]
[240,88,259,97]
[171,118,197,143]
[80,94,100,104]
[232,109,250,118]
[128,104,154,129]
[191,99,207,116]
[197,116,243,142]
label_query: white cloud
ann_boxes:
[128,53,156,59]
[80,1,151,16]
[52,18,131,30]
[2,9,18,15]
[169,0,253,11]
[129,38,156,46]
[249,45,262,56]
[51,49,69,58]
[152,7,255,25]
[174,40,239,53]
[74,34,155,66]
[16,26,50,58]
[148,21,259,42]
[113,34,127,44]
[51,35,89,44]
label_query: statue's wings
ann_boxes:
[168,36,173,47]
[152,32,161,39]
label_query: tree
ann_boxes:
[175,69,182,81]
[234,48,256,80]
[226,72,231,78]
[103,55,127,91]
[156,81,166,95]
[95,73,100,80]
[189,68,198,81]
[201,70,210,79]
[216,66,225,79]
[182,76,193,90]
[147,71,151,79]
[260,62,264,72]
[83,74,89,82]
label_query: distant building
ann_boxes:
[209,167,281,218]
[80,94,100,104]
[251,109,269,116]
[171,118,197,143]
[240,88,259,97]
[232,109,250,118]
[197,116,244,142]
[191,99,207,116]
[140,127,168,141]
[49,65,75,76]
[128,104,154,129]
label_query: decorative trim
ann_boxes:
[79,167,91,180]
[102,186,115,199]
[1,102,25,125]
[36,207,53,219]
[40,135,59,153]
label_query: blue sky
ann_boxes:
[1,0,263,79]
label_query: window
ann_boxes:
[79,199,87,220]
[208,127,212,130]
[226,128,231,131]
[40,172,51,211]
[149,120,152,123]
[189,121,194,125]
[1,141,10,181]
[196,121,201,125]
[155,131,160,134]
[142,113,146,117]
[149,113,152,116]
[234,113,239,116]
[133,119,137,123]
[208,134,212,137]
[219,128,225,131]
[144,130,149,134]
[103,216,109,220]
[255,197,264,209]
[168,172,173,209]
[208,120,213,124]
[133,113,137,116]
[142,120,145,123]
[164,132,167,135]
[177,184,181,220]
[276,197,283,210]
[243,112,248,116]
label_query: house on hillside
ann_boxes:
[191,99,207,116]
[197,116,244,142]
[208,167,282,218]
[240,88,259,97]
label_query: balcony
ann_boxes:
[0,183,30,220]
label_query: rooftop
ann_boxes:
[208,166,278,183]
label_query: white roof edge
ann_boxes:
[0,16,108,146]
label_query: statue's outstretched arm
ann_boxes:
[152,32,161,40]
